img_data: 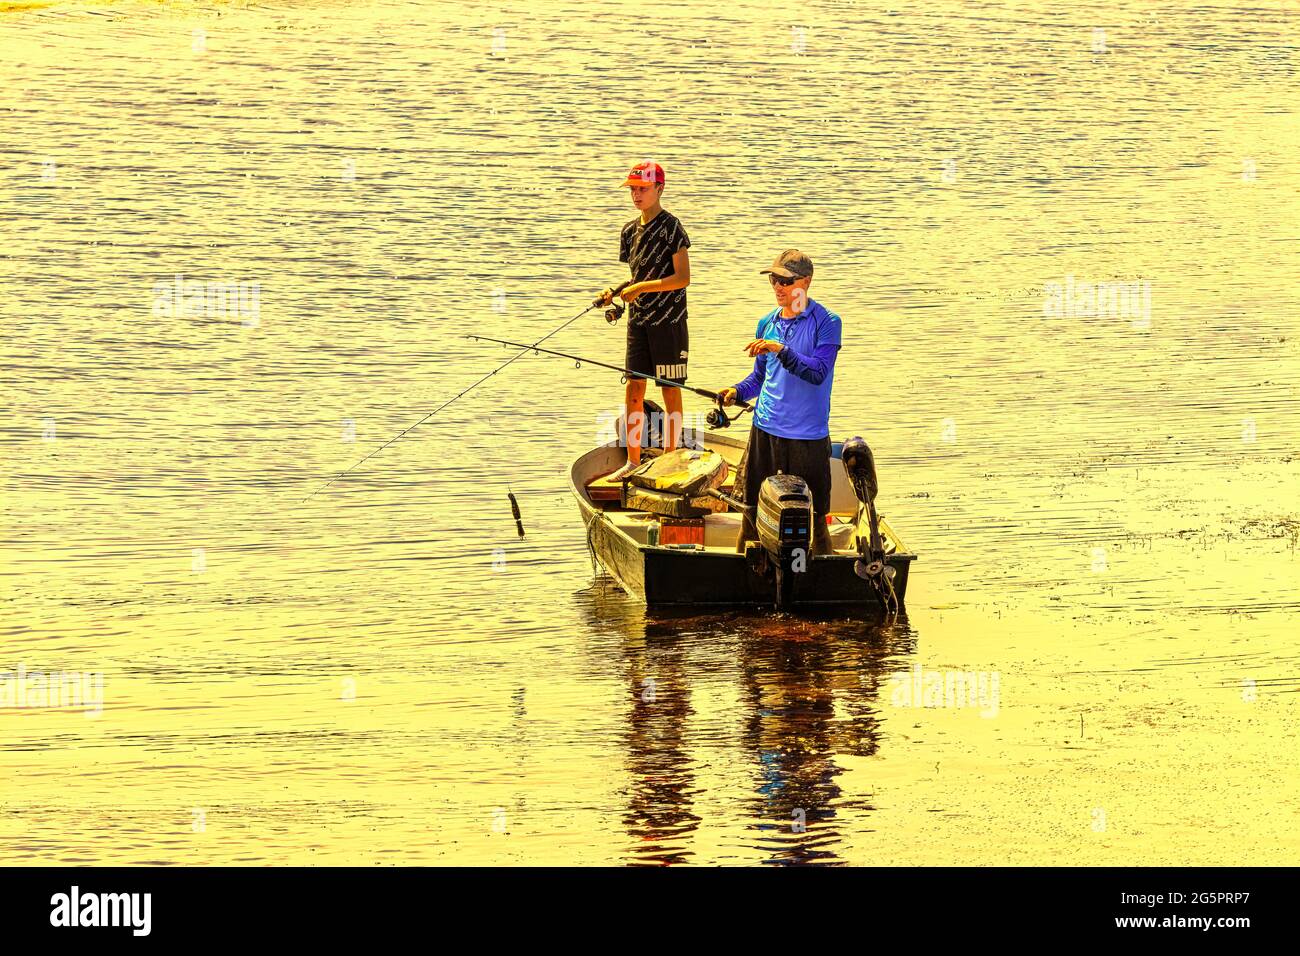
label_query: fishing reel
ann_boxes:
[595,282,632,324]
[705,393,750,430]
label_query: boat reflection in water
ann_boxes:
[575,582,918,866]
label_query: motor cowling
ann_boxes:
[840,435,878,504]
[756,474,813,571]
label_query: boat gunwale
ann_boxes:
[568,434,919,563]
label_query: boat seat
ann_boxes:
[587,467,736,503]
[624,484,727,518]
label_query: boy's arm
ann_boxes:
[624,248,690,298]
[599,227,631,305]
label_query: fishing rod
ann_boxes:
[301,285,632,504]
[464,333,754,430]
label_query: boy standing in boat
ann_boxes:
[720,249,841,556]
[598,162,692,479]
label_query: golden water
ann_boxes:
[2,0,1298,865]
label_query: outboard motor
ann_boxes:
[841,436,898,610]
[756,473,813,608]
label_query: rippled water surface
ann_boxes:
[2,0,1298,865]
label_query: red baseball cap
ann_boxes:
[622,162,664,187]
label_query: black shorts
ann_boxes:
[626,319,688,385]
[738,424,832,515]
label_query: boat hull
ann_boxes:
[572,431,916,610]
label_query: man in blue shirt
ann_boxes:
[719,249,842,555]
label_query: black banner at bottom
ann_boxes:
[0,866,1285,942]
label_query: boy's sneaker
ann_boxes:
[609,460,641,482]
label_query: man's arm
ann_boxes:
[775,340,840,386]
[733,353,767,403]
[775,310,843,385]
[730,319,770,402]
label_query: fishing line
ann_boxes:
[301,293,617,504]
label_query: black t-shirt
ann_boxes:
[619,209,690,327]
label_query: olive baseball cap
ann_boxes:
[760,249,814,279]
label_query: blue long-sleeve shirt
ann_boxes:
[734,300,842,440]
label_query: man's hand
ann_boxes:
[719,387,738,407]
[620,283,644,304]
[745,339,783,357]
[595,288,615,307]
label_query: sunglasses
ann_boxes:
[768,274,798,287]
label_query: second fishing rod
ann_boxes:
[465,333,754,431]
